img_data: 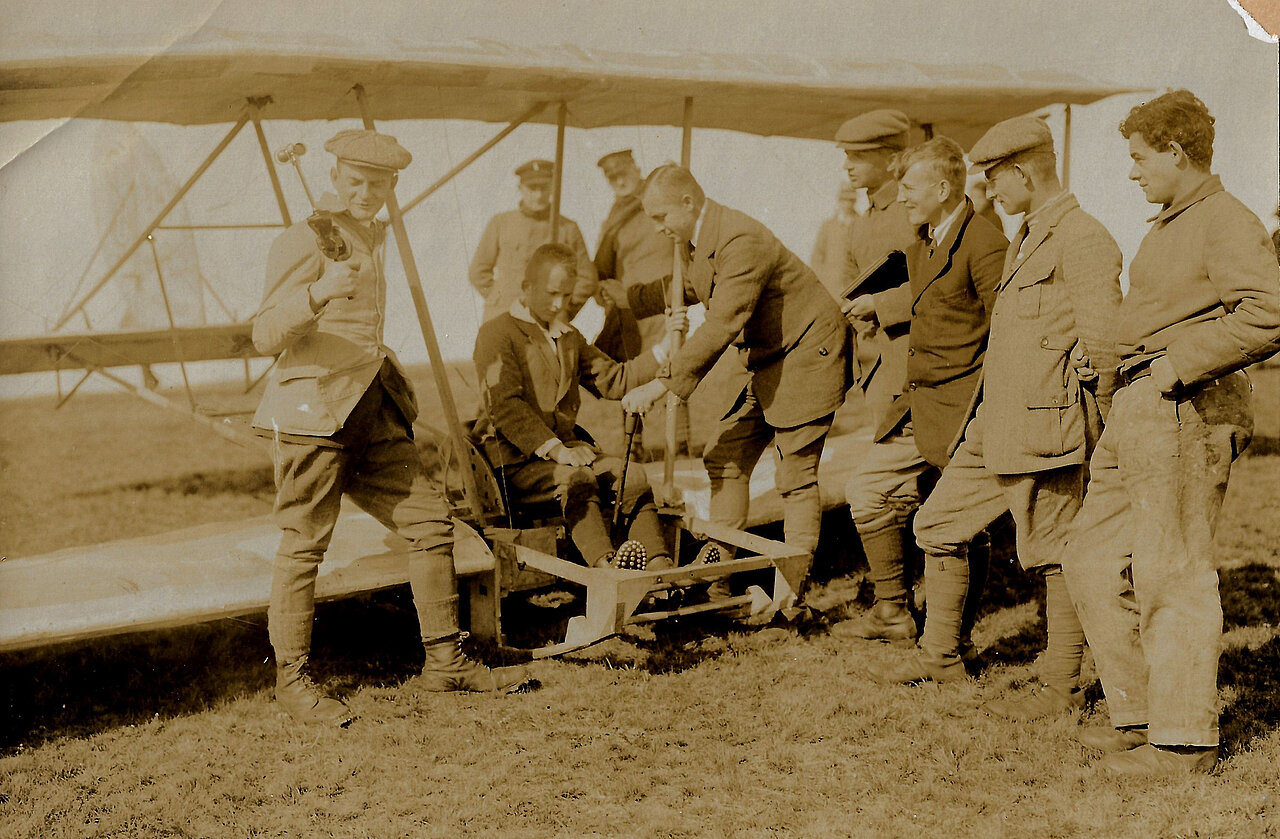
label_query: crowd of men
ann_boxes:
[249,89,1280,779]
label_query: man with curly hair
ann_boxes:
[1065,90,1280,775]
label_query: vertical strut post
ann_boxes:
[1062,104,1073,191]
[250,103,293,227]
[351,85,485,521]
[549,102,567,242]
[147,235,196,411]
[663,96,695,498]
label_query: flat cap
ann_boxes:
[597,148,637,174]
[323,129,412,171]
[968,116,1055,172]
[835,109,911,151]
[515,159,555,184]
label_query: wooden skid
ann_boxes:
[510,517,811,658]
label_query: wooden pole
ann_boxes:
[663,96,695,498]
[55,113,251,331]
[146,235,196,411]
[250,106,293,227]
[1062,104,1073,191]
[403,101,549,215]
[549,102,567,242]
[351,85,485,521]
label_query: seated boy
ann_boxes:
[472,242,680,569]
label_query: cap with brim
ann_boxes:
[515,159,555,184]
[597,149,636,174]
[323,129,412,171]
[835,109,911,151]
[968,116,1055,173]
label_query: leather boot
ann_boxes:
[1078,725,1149,752]
[982,684,1085,720]
[1100,744,1217,776]
[275,656,354,727]
[831,599,918,642]
[419,634,530,693]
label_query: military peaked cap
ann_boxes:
[597,149,637,174]
[515,159,555,184]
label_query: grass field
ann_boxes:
[1,364,1279,838]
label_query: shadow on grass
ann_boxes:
[1220,635,1280,758]
[1217,562,1280,757]
[72,466,275,498]
[1222,562,1280,630]
[0,590,456,753]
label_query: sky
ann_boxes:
[0,0,1276,400]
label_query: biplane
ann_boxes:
[0,19,1137,657]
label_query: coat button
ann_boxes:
[909,382,918,391]
[1041,337,1050,347]
[819,347,829,356]
[908,348,915,356]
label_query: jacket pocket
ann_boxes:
[1022,332,1082,457]
[1015,266,1054,319]
[262,374,338,435]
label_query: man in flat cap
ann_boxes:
[877,117,1123,717]
[828,109,926,632]
[252,129,529,727]
[832,136,1006,649]
[620,165,851,594]
[1065,91,1280,775]
[469,159,597,323]
[810,182,861,297]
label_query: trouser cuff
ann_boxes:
[1148,728,1219,749]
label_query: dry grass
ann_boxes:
[1,365,1278,838]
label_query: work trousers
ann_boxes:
[1063,372,1252,747]
[914,416,1084,672]
[503,452,665,565]
[845,421,933,603]
[703,385,834,558]
[267,374,455,662]
[845,421,931,533]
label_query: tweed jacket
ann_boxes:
[628,199,851,428]
[468,209,598,323]
[870,201,1006,467]
[251,194,414,437]
[975,191,1123,475]
[472,305,659,468]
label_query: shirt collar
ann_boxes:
[1023,189,1071,232]
[929,200,966,247]
[691,199,710,250]
[315,192,384,240]
[510,300,572,338]
[869,179,898,212]
[1147,173,1223,225]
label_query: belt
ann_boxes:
[1117,358,1155,388]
